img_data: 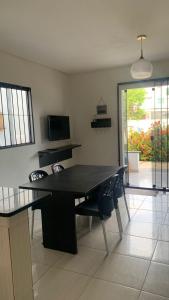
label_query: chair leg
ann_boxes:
[89,216,93,232]
[31,210,35,239]
[123,187,131,221]
[115,205,123,240]
[101,220,109,255]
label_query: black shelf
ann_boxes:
[91,118,111,128]
[38,144,81,167]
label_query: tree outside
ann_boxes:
[127,88,146,120]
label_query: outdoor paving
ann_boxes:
[129,161,169,189]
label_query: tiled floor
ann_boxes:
[30,191,169,300]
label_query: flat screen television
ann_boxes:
[47,115,70,141]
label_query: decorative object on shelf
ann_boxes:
[91,98,111,128]
[96,104,107,115]
[130,34,153,80]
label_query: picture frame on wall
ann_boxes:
[96,104,107,115]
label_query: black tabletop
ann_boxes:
[19,165,119,196]
[0,187,50,217]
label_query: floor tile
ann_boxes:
[31,242,65,267]
[118,196,136,215]
[114,235,157,259]
[57,246,105,276]
[133,210,166,224]
[78,227,121,252]
[129,208,137,217]
[126,189,157,197]
[105,210,132,233]
[143,262,169,298]
[94,253,150,289]
[104,213,120,233]
[125,221,159,239]
[127,197,144,209]
[79,278,140,300]
[139,291,169,300]
[34,267,89,300]
[32,262,50,284]
[164,213,169,225]
[152,241,169,264]
[31,235,43,248]
[30,192,169,300]
[140,198,169,212]
[159,225,169,242]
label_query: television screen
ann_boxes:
[47,115,70,141]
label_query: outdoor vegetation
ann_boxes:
[127,88,146,120]
[127,88,169,162]
[128,121,169,161]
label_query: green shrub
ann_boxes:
[128,121,169,161]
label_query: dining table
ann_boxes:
[19,164,120,254]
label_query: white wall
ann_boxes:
[69,60,169,166]
[1,51,169,186]
[0,51,73,186]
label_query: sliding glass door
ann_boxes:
[118,78,169,190]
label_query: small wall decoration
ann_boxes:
[96,104,107,115]
[91,97,111,128]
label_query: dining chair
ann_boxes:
[29,170,48,239]
[115,165,130,222]
[51,163,64,174]
[75,174,122,254]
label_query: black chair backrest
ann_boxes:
[115,165,128,198]
[94,174,119,219]
[51,163,64,174]
[29,170,48,182]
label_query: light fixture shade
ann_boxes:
[130,57,153,79]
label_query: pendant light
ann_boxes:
[130,34,153,79]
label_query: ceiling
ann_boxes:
[0,0,169,74]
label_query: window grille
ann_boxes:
[0,82,35,148]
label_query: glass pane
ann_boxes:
[21,91,28,116]
[24,115,30,143]
[3,115,11,146]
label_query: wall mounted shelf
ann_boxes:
[91,118,111,128]
[38,144,81,167]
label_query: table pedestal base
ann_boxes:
[41,192,77,254]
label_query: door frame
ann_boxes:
[117,77,169,191]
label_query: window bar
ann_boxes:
[152,87,156,188]
[16,89,22,144]
[6,88,12,146]
[23,189,26,205]
[28,89,35,143]
[21,90,26,144]
[25,90,31,143]
[11,89,17,145]
[160,81,163,188]
[19,191,21,206]
[2,187,5,211]
[8,188,11,210]
[0,83,34,149]
[30,90,35,143]
[0,87,7,146]
[167,80,169,188]
[125,89,129,185]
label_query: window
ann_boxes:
[0,82,35,148]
